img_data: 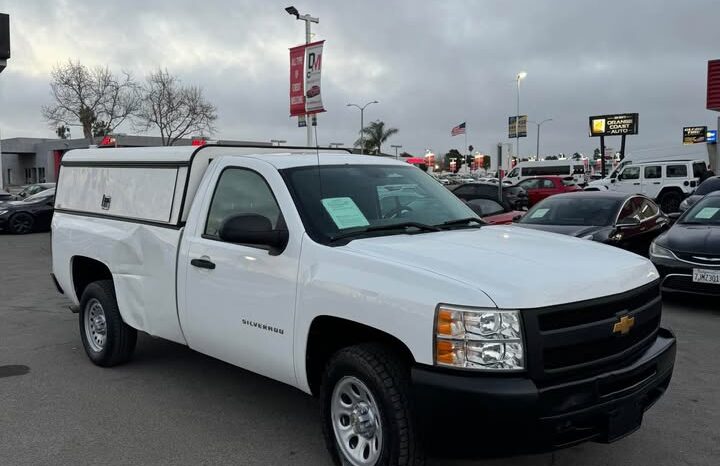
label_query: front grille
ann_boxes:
[673,251,720,266]
[523,281,662,381]
[663,275,720,295]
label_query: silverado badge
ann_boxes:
[613,315,635,335]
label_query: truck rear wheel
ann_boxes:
[320,343,424,466]
[79,280,137,367]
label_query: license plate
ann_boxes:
[693,269,720,285]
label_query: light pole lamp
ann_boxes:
[531,118,552,159]
[391,144,402,159]
[347,100,378,155]
[285,6,319,147]
[515,71,527,160]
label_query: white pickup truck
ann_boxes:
[52,145,676,465]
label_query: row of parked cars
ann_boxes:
[445,169,720,296]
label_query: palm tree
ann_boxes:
[354,120,399,155]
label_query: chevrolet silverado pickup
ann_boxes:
[52,145,676,465]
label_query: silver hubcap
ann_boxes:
[84,299,107,352]
[331,376,383,466]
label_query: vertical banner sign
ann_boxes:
[304,40,325,114]
[289,44,306,117]
[508,115,527,138]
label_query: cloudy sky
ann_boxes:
[0,0,718,159]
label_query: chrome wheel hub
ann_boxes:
[331,376,383,466]
[84,299,107,352]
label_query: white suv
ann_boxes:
[587,159,709,212]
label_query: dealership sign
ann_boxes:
[289,40,325,117]
[683,126,707,144]
[508,115,527,138]
[589,113,638,137]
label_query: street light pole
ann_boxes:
[515,72,527,162]
[391,144,402,159]
[286,6,318,147]
[347,101,378,155]
[532,118,552,159]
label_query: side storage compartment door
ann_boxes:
[178,159,302,387]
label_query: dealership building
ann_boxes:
[0,135,270,189]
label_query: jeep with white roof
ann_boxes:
[52,145,676,465]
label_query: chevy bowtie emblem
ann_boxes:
[613,315,635,335]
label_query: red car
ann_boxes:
[516,176,580,206]
[306,85,321,98]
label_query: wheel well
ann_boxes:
[305,316,414,396]
[71,256,112,300]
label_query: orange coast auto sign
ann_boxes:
[289,40,325,116]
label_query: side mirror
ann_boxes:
[512,214,523,222]
[218,214,289,255]
[667,212,681,223]
[616,217,640,228]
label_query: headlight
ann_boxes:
[580,234,594,240]
[650,242,675,260]
[434,305,524,371]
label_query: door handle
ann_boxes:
[191,258,216,270]
[633,182,640,185]
[653,182,661,184]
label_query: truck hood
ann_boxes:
[343,226,658,309]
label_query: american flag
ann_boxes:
[451,122,466,136]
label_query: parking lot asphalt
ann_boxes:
[1,232,719,466]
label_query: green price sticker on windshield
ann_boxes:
[530,208,549,219]
[321,197,370,230]
[694,207,719,219]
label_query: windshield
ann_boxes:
[519,196,621,226]
[282,164,477,244]
[24,188,55,202]
[680,195,720,225]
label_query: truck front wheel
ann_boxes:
[79,280,137,367]
[320,343,424,466]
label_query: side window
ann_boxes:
[520,179,540,189]
[637,198,659,220]
[507,168,519,178]
[666,165,687,178]
[618,198,642,223]
[693,162,707,178]
[204,168,281,238]
[619,166,640,180]
[644,166,661,179]
[541,179,556,188]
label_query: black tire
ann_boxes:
[659,191,682,213]
[320,343,424,466]
[79,280,137,367]
[8,212,35,234]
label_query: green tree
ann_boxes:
[354,120,398,155]
[445,149,463,172]
[593,148,601,160]
[571,152,582,160]
[482,155,491,170]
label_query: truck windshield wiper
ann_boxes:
[328,222,440,244]
[438,217,484,228]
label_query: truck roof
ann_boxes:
[61,145,405,169]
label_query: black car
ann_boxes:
[678,175,720,212]
[0,188,55,234]
[515,192,669,256]
[650,191,720,296]
[450,182,528,210]
[14,182,56,200]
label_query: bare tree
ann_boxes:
[42,60,140,142]
[137,68,217,146]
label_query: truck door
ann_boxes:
[613,165,641,194]
[641,165,662,198]
[179,160,301,387]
